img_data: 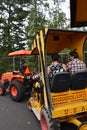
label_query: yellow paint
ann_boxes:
[51,88,87,105]
[52,101,87,118]
[30,28,87,128]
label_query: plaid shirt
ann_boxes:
[67,58,86,74]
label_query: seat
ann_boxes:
[70,71,87,90]
[51,72,71,92]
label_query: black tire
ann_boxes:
[10,80,25,102]
[3,79,10,89]
[40,108,61,130]
[0,83,5,96]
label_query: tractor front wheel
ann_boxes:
[10,80,25,102]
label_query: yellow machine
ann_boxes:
[70,0,87,27]
[27,28,87,130]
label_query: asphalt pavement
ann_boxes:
[0,94,77,130]
[0,95,41,130]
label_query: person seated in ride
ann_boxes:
[47,53,67,79]
[67,50,86,75]
[19,61,31,75]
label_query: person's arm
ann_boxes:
[62,64,68,71]
[47,66,50,74]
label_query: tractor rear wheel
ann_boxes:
[40,108,61,130]
[0,84,5,96]
[10,80,25,102]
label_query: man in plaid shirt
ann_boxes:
[67,50,86,75]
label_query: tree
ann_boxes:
[26,0,49,49]
[0,0,30,53]
[26,0,69,48]
[46,0,69,29]
[0,0,30,73]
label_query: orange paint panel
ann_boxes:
[8,50,31,56]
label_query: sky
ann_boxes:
[61,0,70,19]
[47,0,70,19]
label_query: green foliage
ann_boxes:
[0,0,70,75]
[26,0,48,49]
[26,0,69,48]
[47,0,69,29]
[0,0,30,52]
[0,0,30,74]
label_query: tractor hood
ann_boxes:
[70,0,87,27]
[8,50,31,56]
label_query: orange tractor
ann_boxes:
[0,49,33,102]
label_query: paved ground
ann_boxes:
[0,94,77,130]
[0,95,41,130]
